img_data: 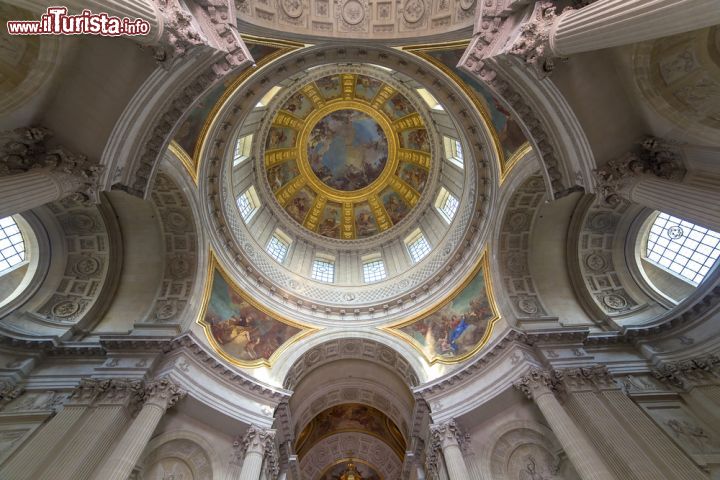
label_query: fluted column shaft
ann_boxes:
[0,405,86,480]
[90,378,185,480]
[0,169,85,218]
[35,380,142,480]
[551,0,720,56]
[515,371,615,480]
[429,422,471,480]
[239,450,264,480]
[533,391,615,480]
[3,0,161,43]
[601,390,706,479]
[622,176,720,232]
[562,374,667,480]
[231,426,276,480]
[0,379,108,480]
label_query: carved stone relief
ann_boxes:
[236,0,473,37]
[574,197,647,318]
[499,175,550,319]
[141,438,213,480]
[283,338,419,390]
[32,198,112,325]
[149,172,198,323]
[488,427,575,480]
[634,27,720,143]
[641,401,720,460]
[299,432,401,480]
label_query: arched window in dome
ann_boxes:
[233,134,253,166]
[405,229,431,264]
[416,88,444,111]
[266,230,291,264]
[644,212,720,286]
[435,187,459,224]
[255,86,282,108]
[0,216,25,275]
[237,186,260,222]
[362,254,387,283]
[312,256,335,283]
[443,136,463,169]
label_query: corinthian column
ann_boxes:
[35,379,144,480]
[594,138,720,232]
[234,426,277,480]
[550,0,720,56]
[428,421,471,480]
[462,1,720,78]
[0,127,101,217]
[90,378,186,480]
[514,369,615,480]
[0,379,108,480]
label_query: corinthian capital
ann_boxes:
[153,0,207,63]
[561,365,616,392]
[514,368,564,400]
[143,377,187,410]
[0,126,103,204]
[653,354,720,390]
[66,378,112,406]
[509,1,560,76]
[0,379,24,404]
[430,420,468,450]
[241,425,277,456]
[593,137,685,206]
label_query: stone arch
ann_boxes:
[279,334,425,390]
[0,196,122,337]
[137,430,221,480]
[480,420,575,480]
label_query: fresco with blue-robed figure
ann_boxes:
[392,257,498,362]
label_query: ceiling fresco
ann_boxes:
[295,403,407,461]
[198,257,316,367]
[264,73,431,240]
[385,252,500,364]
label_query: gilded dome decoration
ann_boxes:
[263,73,430,240]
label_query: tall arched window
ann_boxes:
[645,212,720,285]
[0,216,25,275]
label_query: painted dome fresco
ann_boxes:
[263,73,431,240]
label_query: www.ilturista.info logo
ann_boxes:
[7,7,151,36]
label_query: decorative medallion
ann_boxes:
[585,253,608,272]
[72,256,100,276]
[52,300,80,318]
[280,0,304,17]
[263,74,430,240]
[341,0,366,25]
[402,0,425,23]
[517,297,539,315]
[602,293,628,310]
